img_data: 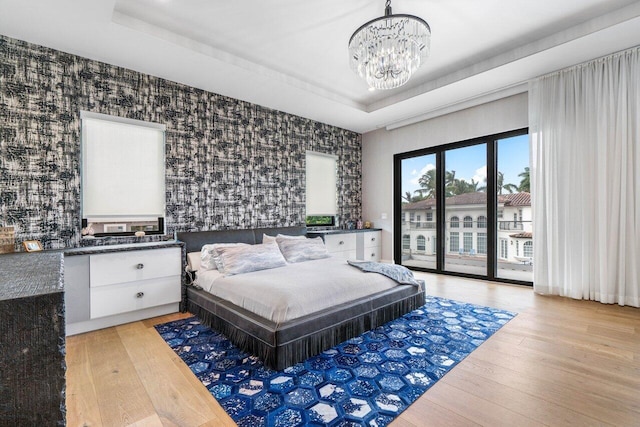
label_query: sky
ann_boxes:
[402,134,529,195]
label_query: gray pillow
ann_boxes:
[200,243,248,270]
[215,242,287,276]
[277,236,330,263]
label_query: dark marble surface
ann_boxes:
[64,239,183,256]
[0,251,64,301]
[307,228,382,236]
[0,251,66,425]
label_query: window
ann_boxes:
[516,240,520,256]
[306,151,337,225]
[523,241,533,257]
[477,232,487,254]
[426,212,433,221]
[402,235,410,250]
[417,235,426,251]
[499,239,509,259]
[477,215,487,228]
[410,212,415,222]
[416,214,421,227]
[463,216,473,228]
[449,232,459,252]
[81,111,166,236]
[450,216,459,228]
[463,232,473,252]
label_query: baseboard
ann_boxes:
[66,303,180,336]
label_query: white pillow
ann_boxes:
[277,236,330,263]
[215,242,287,276]
[262,233,306,244]
[201,242,248,271]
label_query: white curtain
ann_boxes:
[530,46,640,307]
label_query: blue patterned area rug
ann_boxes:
[155,296,516,426]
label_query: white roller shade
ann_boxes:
[81,113,165,219]
[306,151,337,216]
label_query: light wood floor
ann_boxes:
[66,274,640,426]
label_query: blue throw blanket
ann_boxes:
[347,260,422,286]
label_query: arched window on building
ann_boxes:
[463,216,473,228]
[417,235,426,251]
[402,235,410,250]
[450,216,459,228]
[523,241,533,258]
[477,215,487,228]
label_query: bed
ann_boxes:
[177,226,425,370]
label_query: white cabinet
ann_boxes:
[357,230,381,262]
[310,230,382,261]
[65,244,182,336]
[322,233,357,259]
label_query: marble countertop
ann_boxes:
[0,251,64,301]
[64,240,183,256]
[307,228,381,235]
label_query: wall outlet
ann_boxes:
[380,213,388,220]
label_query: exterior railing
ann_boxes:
[403,221,436,230]
[402,219,531,232]
[498,221,525,231]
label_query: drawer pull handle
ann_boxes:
[371,253,375,257]
[371,237,376,242]
[339,241,344,245]
[136,263,144,269]
[136,292,144,298]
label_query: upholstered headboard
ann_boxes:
[177,226,307,254]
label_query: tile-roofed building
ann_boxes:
[500,192,531,206]
[400,191,533,270]
[403,191,531,211]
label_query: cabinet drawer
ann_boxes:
[90,276,181,319]
[323,234,357,253]
[362,247,381,262]
[362,231,380,248]
[89,247,181,288]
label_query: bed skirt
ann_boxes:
[186,284,425,370]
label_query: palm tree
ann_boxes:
[518,167,530,192]
[485,171,519,194]
[503,183,519,193]
[447,178,479,196]
[445,170,456,187]
[416,169,436,199]
[402,191,414,203]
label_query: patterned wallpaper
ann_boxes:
[0,35,361,249]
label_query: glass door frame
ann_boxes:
[393,128,532,286]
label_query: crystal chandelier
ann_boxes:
[348,0,431,90]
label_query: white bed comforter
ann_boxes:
[196,256,401,324]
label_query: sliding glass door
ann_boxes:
[394,129,531,285]
[496,134,532,282]
[443,144,487,275]
[398,153,437,270]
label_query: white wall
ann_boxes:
[362,93,529,262]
